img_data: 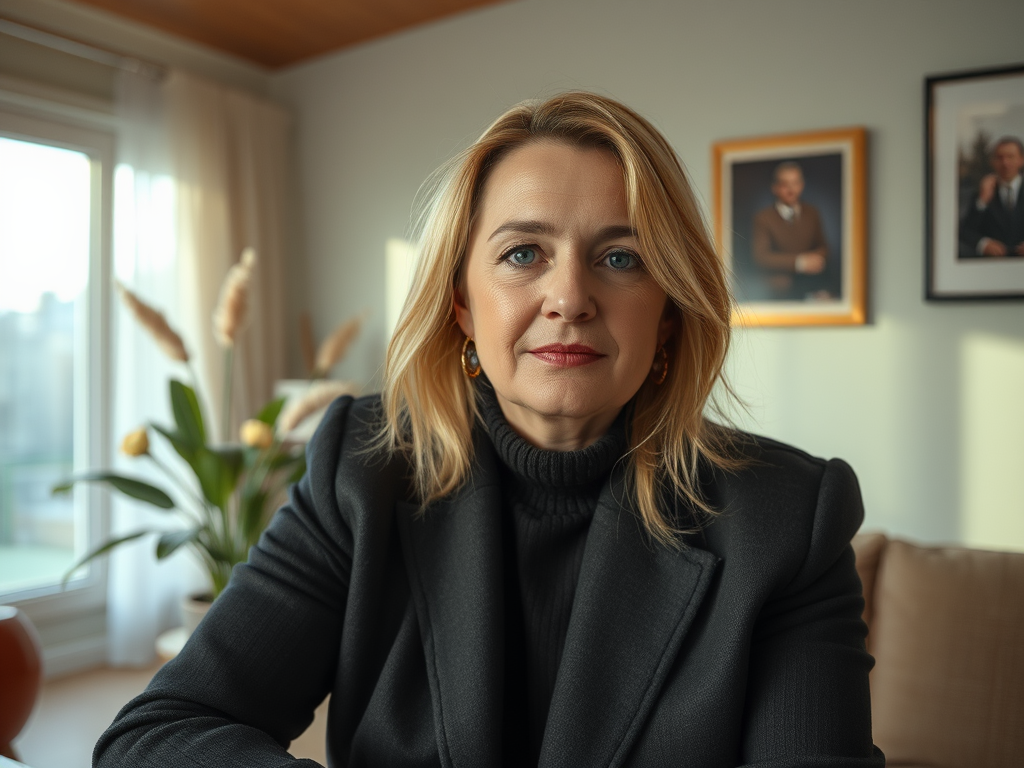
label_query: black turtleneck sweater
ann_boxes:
[476,382,627,767]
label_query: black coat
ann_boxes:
[960,181,1024,256]
[95,395,884,767]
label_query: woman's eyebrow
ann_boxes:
[487,221,638,242]
[487,219,558,241]
[596,224,639,241]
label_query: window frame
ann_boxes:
[0,98,114,636]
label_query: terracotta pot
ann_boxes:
[0,606,43,760]
[181,593,213,636]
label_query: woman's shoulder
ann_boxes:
[716,427,855,488]
[701,429,863,548]
[303,392,409,495]
[306,392,383,451]
[694,430,864,595]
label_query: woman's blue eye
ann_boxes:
[508,247,536,265]
[607,250,637,269]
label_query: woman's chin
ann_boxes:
[494,387,628,446]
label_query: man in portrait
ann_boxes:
[751,161,832,300]
[959,136,1024,258]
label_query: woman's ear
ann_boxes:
[657,299,679,348]
[452,285,475,338]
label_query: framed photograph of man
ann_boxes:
[712,127,867,326]
[927,63,1024,300]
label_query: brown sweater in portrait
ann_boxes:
[752,203,828,271]
[750,203,829,300]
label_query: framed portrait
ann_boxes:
[926,63,1024,300]
[712,127,867,326]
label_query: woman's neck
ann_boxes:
[478,378,627,490]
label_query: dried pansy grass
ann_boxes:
[213,247,257,347]
[278,380,359,434]
[116,282,189,363]
[313,313,365,378]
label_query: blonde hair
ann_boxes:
[379,91,738,545]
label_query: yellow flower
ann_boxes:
[121,428,150,457]
[240,419,274,450]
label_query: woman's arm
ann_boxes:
[739,458,884,767]
[94,398,357,768]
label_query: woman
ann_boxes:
[95,93,882,767]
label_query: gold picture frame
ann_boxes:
[712,127,868,327]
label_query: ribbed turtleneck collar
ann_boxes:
[476,376,627,490]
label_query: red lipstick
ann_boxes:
[529,343,605,368]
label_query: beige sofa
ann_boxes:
[852,533,1024,768]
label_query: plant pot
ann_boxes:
[181,593,213,636]
[0,606,42,760]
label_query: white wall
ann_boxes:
[271,0,1024,549]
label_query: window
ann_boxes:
[0,136,90,592]
[0,105,113,653]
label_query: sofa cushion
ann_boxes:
[869,539,1024,768]
[851,532,887,645]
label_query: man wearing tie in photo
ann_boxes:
[752,161,832,300]
[960,136,1024,258]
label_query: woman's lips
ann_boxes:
[529,343,605,368]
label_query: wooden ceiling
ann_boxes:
[64,0,507,69]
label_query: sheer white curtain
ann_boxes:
[108,67,291,665]
[168,71,291,440]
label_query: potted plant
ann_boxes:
[56,248,362,629]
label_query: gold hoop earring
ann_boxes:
[651,346,668,385]
[461,336,481,378]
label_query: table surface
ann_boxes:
[1,755,31,767]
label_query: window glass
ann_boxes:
[0,136,91,594]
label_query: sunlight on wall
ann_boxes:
[385,237,417,339]
[960,333,1024,552]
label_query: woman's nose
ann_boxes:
[540,257,596,322]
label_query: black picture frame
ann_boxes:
[926,62,1024,300]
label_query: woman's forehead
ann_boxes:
[473,141,629,234]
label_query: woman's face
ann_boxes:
[454,140,673,451]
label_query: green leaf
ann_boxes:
[151,423,196,465]
[156,528,202,559]
[52,472,175,509]
[195,528,240,571]
[239,489,268,546]
[268,449,304,472]
[193,446,244,509]
[214,446,245,493]
[242,444,270,470]
[170,380,206,448]
[62,529,156,586]
[287,454,307,485]
[255,396,287,428]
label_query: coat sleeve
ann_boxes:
[93,397,358,768]
[959,199,987,256]
[739,458,885,767]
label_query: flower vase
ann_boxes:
[181,594,213,636]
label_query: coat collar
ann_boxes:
[397,430,720,768]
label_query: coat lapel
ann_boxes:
[540,473,720,768]
[396,431,504,768]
